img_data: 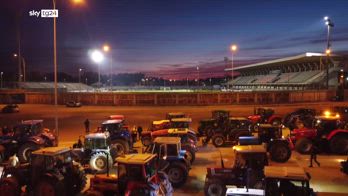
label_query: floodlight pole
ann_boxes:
[53,0,59,144]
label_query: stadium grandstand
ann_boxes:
[225,52,348,91]
[16,82,94,92]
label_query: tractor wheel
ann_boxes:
[184,146,196,164]
[270,142,291,163]
[141,136,152,147]
[212,135,225,147]
[166,162,188,188]
[187,132,198,144]
[295,138,313,154]
[69,162,87,195]
[35,177,65,196]
[204,178,226,196]
[111,139,129,156]
[271,118,282,126]
[89,152,113,173]
[330,135,348,154]
[0,177,20,196]
[18,142,40,163]
[157,171,174,195]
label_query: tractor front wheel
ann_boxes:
[184,147,196,164]
[204,178,226,196]
[295,138,313,154]
[330,135,348,154]
[212,135,225,147]
[270,142,291,163]
[111,139,129,156]
[89,152,113,173]
[18,142,40,163]
[166,162,188,188]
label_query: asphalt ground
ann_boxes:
[0,103,348,195]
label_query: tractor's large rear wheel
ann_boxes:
[204,178,226,196]
[89,152,113,173]
[111,139,129,156]
[295,138,313,154]
[69,162,87,195]
[270,142,291,163]
[35,177,65,196]
[18,142,40,163]
[330,135,348,154]
[212,135,225,147]
[0,177,20,196]
[166,162,188,188]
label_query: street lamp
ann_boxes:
[324,16,334,89]
[90,50,104,85]
[52,0,84,143]
[0,72,3,88]
[102,44,112,90]
[13,53,26,82]
[78,68,83,92]
[230,44,238,90]
[196,65,200,87]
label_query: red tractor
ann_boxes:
[85,153,173,196]
[291,112,348,154]
[248,108,282,128]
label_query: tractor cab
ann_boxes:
[150,120,171,131]
[170,118,192,129]
[264,166,313,196]
[87,154,172,195]
[197,118,216,136]
[232,145,268,170]
[101,119,125,133]
[212,110,230,121]
[31,147,73,173]
[204,145,268,196]
[229,117,252,130]
[166,112,186,120]
[249,108,281,126]
[83,132,111,150]
[108,115,125,121]
[239,124,291,163]
[147,137,188,165]
[13,120,47,137]
[313,113,341,136]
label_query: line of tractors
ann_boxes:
[0,107,347,195]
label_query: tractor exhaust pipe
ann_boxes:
[218,150,224,168]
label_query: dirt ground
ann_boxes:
[0,103,348,195]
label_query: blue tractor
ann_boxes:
[72,132,114,173]
[98,119,134,156]
[145,137,191,188]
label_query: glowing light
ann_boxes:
[325,49,331,55]
[103,44,110,52]
[90,50,104,63]
[324,111,331,116]
[324,16,329,21]
[230,44,237,52]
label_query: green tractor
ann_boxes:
[0,147,87,196]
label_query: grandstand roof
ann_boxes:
[225,52,338,72]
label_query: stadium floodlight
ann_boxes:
[229,44,238,90]
[90,50,104,84]
[323,16,334,89]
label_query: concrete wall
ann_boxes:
[18,90,335,106]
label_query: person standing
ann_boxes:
[309,138,320,167]
[84,119,90,134]
[137,126,143,140]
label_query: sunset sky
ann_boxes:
[1,0,348,79]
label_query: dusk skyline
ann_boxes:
[1,0,348,79]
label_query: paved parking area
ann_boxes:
[0,103,347,195]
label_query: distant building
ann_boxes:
[224,52,348,91]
